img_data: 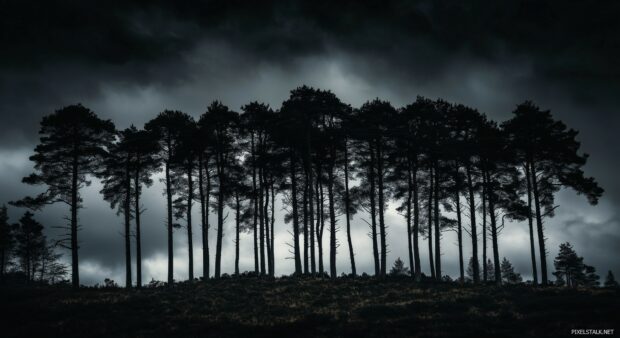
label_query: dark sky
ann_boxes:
[1,0,618,285]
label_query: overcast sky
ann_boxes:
[1,0,618,285]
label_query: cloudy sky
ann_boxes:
[1,0,618,285]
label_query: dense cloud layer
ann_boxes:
[1,0,618,285]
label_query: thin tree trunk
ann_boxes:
[377,141,387,277]
[214,154,224,278]
[290,148,302,275]
[427,167,435,279]
[482,174,488,282]
[466,165,479,283]
[165,160,173,285]
[412,165,421,281]
[530,160,548,285]
[235,192,240,276]
[328,167,337,279]
[368,143,380,276]
[71,146,79,288]
[406,157,414,277]
[205,163,211,279]
[303,171,309,274]
[434,162,441,279]
[251,135,259,274]
[187,161,194,282]
[455,172,464,283]
[344,139,356,276]
[259,166,265,275]
[309,166,316,274]
[198,154,206,280]
[264,172,272,277]
[134,166,142,287]
[486,171,501,286]
[317,174,325,275]
[525,164,538,285]
[124,158,132,288]
[270,181,275,276]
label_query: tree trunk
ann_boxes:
[198,154,206,280]
[406,157,414,277]
[263,172,272,277]
[368,143,380,276]
[344,139,356,276]
[259,167,265,275]
[317,172,325,275]
[427,167,435,279]
[524,163,538,285]
[290,148,302,275]
[205,163,211,279]
[187,161,194,282]
[455,178,464,283]
[270,181,275,276]
[486,171,501,285]
[377,140,387,277]
[135,166,142,287]
[303,171,309,275]
[482,177,487,282]
[465,165,479,283]
[251,135,259,275]
[530,160,548,285]
[71,147,80,288]
[328,167,337,279]
[165,160,173,285]
[235,192,240,276]
[434,162,441,279]
[124,158,132,288]
[214,154,224,278]
[412,165,421,281]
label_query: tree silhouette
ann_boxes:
[604,271,618,288]
[145,110,193,285]
[200,101,239,278]
[503,102,603,285]
[0,205,14,278]
[13,211,45,281]
[11,104,115,288]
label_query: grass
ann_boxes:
[1,276,618,337]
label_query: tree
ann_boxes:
[124,126,161,287]
[14,212,45,281]
[553,242,599,287]
[503,102,604,285]
[466,256,480,282]
[389,257,410,276]
[485,259,495,282]
[604,271,618,288]
[200,101,239,278]
[145,110,194,285]
[500,257,522,284]
[11,104,115,288]
[0,205,14,278]
[100,127,134,288]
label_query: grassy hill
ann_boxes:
[1,276,618,337]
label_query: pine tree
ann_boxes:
[500,257,523,284]
[14,212,45,281]
[0,205,14,277]
[604,271,618,288]
[11,104,115,288]
[389,257,410,276]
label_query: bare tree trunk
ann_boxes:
[124,158,132,288]
[205,164,211,279]
[259,167,265,275]
[406,158,414,277]
[427,167,435,279]
[186,162,194,283]
[214,154,224,278]
[377,141,387,277]
[303,172,309,275]
[251,135,259,275]
[530,160,548,285]
[165,160,173,285]
[482,175,487,282]
[270,181,275,276]
[466,165,479,283]
[235,192,240,276]
[328,167,337,279]
[344,139,356,276]
[317,172,325,275]
[486,171,501,286]
[368,143,380,276]
[434,162,441,279]
[290,148,302,275]
[412,165,421,281]
[198,154,206,281]
[455,174,464,283]
[71,148,80,288]
[524,164,538,284]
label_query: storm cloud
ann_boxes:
[1,0,618,285]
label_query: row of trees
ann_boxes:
[0,205,67,283]
[10,86,603,288]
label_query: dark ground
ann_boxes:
[1,277,618,337]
